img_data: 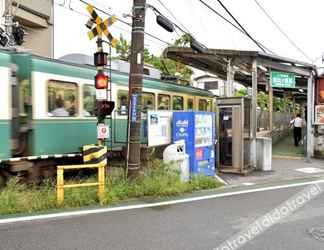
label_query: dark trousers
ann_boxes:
[293,127,302,146]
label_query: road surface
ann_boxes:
[0,181,324,250]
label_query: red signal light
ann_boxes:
[95,72,109,89]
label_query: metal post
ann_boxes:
[226,59,234,97]
[96,38,105,146]
[126,0,146,178]
[251,59,258,168]
[98,164,105,204]
[57,167,64,205]
[306,73,314,161]
[268,80,273,131]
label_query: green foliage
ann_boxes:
[114,33,194,82]
[0,160,222,215]
[115,34,131,61]
[235,88,248,97]
[258,91,268,111]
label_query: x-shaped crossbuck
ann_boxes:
[86,4,118,47]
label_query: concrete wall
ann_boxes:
[2,0,54,57]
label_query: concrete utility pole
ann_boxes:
[4,0,13,42]
[126,0,146,178]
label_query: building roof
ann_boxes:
[163,47,315,89]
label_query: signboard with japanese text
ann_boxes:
[147,111,172,147]
[315,105,324,124]
[271,71,296,88]
[97,123,109,139]
[130,94,138,123]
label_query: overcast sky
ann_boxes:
[54,0,324,65]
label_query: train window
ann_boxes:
[187,98,194,110]
[48,80,78,117]
[142,92,155,112]
[173,96,184,110]
[198,99,208,111]
[83,85,96,116]
[158,94,170,110]
[117,90,129,115]
[207,100,213,111]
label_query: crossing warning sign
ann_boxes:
[86,4,118,47]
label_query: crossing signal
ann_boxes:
[86,4,118,47]
[95,72,109,89]
[95,100,115,117]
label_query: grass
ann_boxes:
[0,159,223,216]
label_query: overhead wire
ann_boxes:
[252,0,312,62]
[54,1,167,48]
[197,0,275,54]
[214,0,266,53]
[155,0,191,34]
[77,0,171,46]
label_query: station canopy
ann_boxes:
[163,47,315,92]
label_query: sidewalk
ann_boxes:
[218,158,324,186]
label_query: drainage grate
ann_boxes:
[307,227,324,242]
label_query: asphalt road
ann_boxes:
[1,183,324,250]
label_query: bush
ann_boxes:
[0,159,223,216]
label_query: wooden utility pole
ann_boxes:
[126,0,146,178]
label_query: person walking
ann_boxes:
[290,114,304,146]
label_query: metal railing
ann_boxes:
[57,162,106,205]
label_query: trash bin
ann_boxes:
[256,137,272,171]
[163,140,190,182]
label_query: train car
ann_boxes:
[0,49,215,185]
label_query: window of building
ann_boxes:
[142,92,155,112]
[117,90,129,115]
[158,94,170,110]
[48,80,78,117]
[172,96,184,110]
[187,98,194,110]
[198,99,208,111]
[83,85,96,117]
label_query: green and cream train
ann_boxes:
[0,49,214,184]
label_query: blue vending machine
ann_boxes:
[173,111,216,176]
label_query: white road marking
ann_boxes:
[242,182,256,186]
[1,179,324,225]
[295,167,324,174]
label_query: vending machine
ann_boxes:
[173,111,216,176]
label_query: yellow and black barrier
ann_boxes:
[57,145,107,205]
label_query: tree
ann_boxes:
[114,33,194,83]
[115,34,131,61]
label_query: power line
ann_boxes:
[54,1,167,48]
[77,0,171,46]
[155,0,191,33]
[252,0,312,62]
[197,0,275,54]
[214,0,266,53]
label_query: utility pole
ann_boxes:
[4,0,13,43]
[126,0,146,178]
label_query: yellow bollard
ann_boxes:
[57,167,64,205]
[98,164,105,205]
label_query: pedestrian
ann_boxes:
[289,113,304,146]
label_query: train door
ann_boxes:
[11,54,32,157]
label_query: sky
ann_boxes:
[54,0,324,66]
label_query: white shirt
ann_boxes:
[291,117,303,128]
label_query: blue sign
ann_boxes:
[131,94,138,122]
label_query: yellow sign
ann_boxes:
[86,4,118,47]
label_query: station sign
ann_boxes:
[271,71,296,88]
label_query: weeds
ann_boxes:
[0,159,223,216]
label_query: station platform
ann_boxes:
[272,132,305,159]
[218,157,324,186]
